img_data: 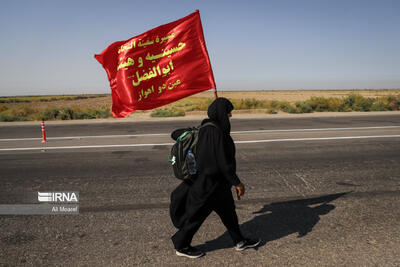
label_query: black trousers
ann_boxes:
[171,186,244,250]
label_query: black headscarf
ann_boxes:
[171,97,234,141]
[207,97,234,135]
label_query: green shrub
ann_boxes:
[295,101,313,113]
[15,107,37,117]
[63,108,75,119]
[277,101,297,113]
[370,95,400,111]
[184,106,196,112]
[370,98,388,111]
[40,107,60,120]
[344,94,373,111]
[383,95,400,110]
[268,100,280,109]
[306,97,330,112]
[0,114,28,122]
[288,107,302,113]
[57,113,69,120]
[151,109,185,117]
[64,108,111,120]
[94,109,113,118]
[232,98,266,110]
[327,97,348,111]
[75,111,96,119]
[0,106,37,120]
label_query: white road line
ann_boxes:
[0,135,399,152]
[0,143,175,151]
[235,135,400,144]
[0,133,169,142]
[231,125,400,134]
[1,125,399,142]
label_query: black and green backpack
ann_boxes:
[169,122,216,180]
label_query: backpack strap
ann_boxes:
[175,123,219,142]
[200,122,220,131]
[176,130,191,142]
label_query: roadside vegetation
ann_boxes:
[150,93,400,117]
[0,94,106,103]
[0,93,399,121]
[0,106,113,122]
[150,108,185,117]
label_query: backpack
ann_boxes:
[169,122,217,180]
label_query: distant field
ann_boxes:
[197,89,400,102]
[0,90,399,121]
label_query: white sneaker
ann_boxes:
[235,238,261,251]
[176,246,205,258]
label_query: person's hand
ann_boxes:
[235,183,245,200]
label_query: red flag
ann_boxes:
[94,10,216,118]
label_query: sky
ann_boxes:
[0,0,399,96]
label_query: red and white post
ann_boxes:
[41,120,47,143]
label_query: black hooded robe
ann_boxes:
[170,98,245,249]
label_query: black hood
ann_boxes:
[206,97,234,135]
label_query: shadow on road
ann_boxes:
[198,192,349,253]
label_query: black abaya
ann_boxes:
[169,98,244,249]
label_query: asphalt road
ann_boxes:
[1,113,400,266]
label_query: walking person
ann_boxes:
[170,97,261,258]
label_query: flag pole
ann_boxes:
[213,87,218,99]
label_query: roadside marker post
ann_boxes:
[41,121,47,143]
